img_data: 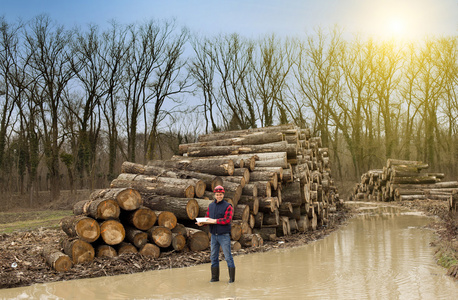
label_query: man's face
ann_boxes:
[214,192,224,202]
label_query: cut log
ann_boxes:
[231,221,242,241]
[181,131,284,153]
[42,248,73,272]
[116,174,207,198]
[242,184,258,197]
[61,238,95,264]
[139,243,161,258]
[289,218,298,232]
[276,216,290,236]
[186,228,210,251]
[116,242,138,255]
[233,220,252,235]
[253,227,276,241]
[95,245,117,258]
[148,226,173,248]
[258,197,276,213]
[148,158,234,176]
[262,210,280,226]
[254,167,283,181]
[282,164,294,183]
[255,181,272,197]
[73,199,120,220]
[142,195,199,220]
[386,159,428,168]
[170,233,187,251]
[223,176,246,188]
[281,181,303,207]
[238,195,259,215]
[111,179,195,199]
[233,204,250,222]
[171,223,188,237]
[239,233,258,247]
[297,215,310,232]
[156,211,177,229]
[197,124,296,142]
[232,168,250,184]
[231,241,242,251]
[278,202,293,215]
[124,226,149,248]
[255,157,288,169]
[450,190,458,212]
[99,219,126,245]
[90,188,142,211]
[254,212,264,228]
[186,141,296,158]
[121,207,157,231]
[249,170,278,190]
[60,215,101,243]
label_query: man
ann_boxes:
[196,185,235,283]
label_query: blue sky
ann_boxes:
[2,0,457,39]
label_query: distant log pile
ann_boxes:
[44,124,341,271]
[351,159,458,207]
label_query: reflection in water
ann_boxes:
[1,203,457,299]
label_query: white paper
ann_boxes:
[196,217,210,223]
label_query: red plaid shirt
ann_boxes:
[206,202,233,225]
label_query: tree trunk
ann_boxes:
[99,219,126,245]
[197,124,296,142]
[60,215,101,243]
[42,248,73,272]
[281,181,303,207]
[61,238,95,264]
[255,181,272,197]
[255,157,288,168]
[186,141,296,158]
[90,188,142,211]
[231,241,242,251]
[142,195,199,220]
[170,233,187,251]
[253,227,276,241]
[262,210,280,226]
[73,199,120,220]
[258,197,277,213]
[254,212,264,228]
[231,222,242,241]
[239,233,259,247]
[297,215,310,232]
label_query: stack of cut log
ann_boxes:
[176,124,340,242]
[351,158,458,203]
[45,124,340,271]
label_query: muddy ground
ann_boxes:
[1,199,456,290]
[0,204,353,290]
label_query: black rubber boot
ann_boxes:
[228,267,235,283]
[210,267,219,282]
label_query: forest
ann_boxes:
[0,15,457,204]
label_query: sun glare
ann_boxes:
[388,18,406,36]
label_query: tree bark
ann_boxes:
[111,179,195,199]
[197,124,296,142]
[242,183,258,197]
[142,195,199,221]
[157,211,177,229]
[73,199,120,220]
[148,158,234,176]
[90,187,142,211]
[116,242,138,255]
[233,204,250,223]
[253,227,276,241]
[250,171,278,190]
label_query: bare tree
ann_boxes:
[24,15,75,200]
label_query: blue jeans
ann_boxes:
[210,233,235,268]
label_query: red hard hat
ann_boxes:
[213,185,225,193]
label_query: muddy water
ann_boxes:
[1,203,457,299]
